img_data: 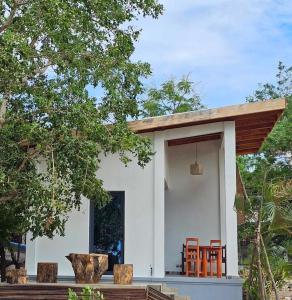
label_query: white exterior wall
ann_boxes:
[26,198,90,276]
[26,122,239,278]
[165,140,221,272]
[96,135,155,277]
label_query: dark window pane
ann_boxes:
[91,191,124,273]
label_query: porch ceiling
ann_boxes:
[128,98,286,155]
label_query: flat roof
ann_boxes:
[128,98,286,155]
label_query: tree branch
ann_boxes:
[0,94,10,129]
[21,61,52,85]
[16,148,39,172]
[260,234,279,300]
[0,191,18,204]
[0,0,28,34]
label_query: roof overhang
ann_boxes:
[128,98,286,155]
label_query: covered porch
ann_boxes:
[128,98,286,279]
[158,122,238,278]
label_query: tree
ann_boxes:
[0,0,163,280]
[238,62,292,299]
[246,62,292,162]
[140,76,205,117]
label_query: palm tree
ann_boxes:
[236,168,292,300]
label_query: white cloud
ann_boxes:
[131,0,292,106]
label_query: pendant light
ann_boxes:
[190,143,203,175]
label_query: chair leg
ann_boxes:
[196,257,200,277]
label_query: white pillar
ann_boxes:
[153,132,165,277]
[220,121,238,276]
[25,232,37,276]
[219,143,226,246]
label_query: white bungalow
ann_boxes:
[25,98,286,299]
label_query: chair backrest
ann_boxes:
[210,239,221,247]
[186,237,199,249]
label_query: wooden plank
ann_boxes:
[236,133,267,142]
[236,122,275,131]
[237,143,262,151]
[235,116,276,126]
[128,98,286,133]
[0,285,147,300]
[168,133,221,147]
[237,148,260,155]
[236,127,273,135]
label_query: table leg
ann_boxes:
[202,249,207,277]
[217,248,222,278]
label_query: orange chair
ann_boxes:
[185,238,200,277]
[209,240,222,277]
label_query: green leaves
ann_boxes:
[140,76,205,117]
[0,0,162,241]
[68,286,104,300]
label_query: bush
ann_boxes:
[68,287,104,300]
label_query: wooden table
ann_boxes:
[181,244,223,278]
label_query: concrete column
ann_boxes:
[25,232,37,276]
[153,132,165,277]
[219,142,226,245]
[221,121,238,276]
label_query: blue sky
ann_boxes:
[130,0,292,108]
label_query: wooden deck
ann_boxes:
[0,283,172,300]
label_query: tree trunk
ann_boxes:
[246,241,257,300]
[66,253,108,284]
[37,262,58,283]
[113,264,133,284]
[0,242,6,282]
[260,235,279,300]
[6,268,27,284]
[256,199,265,300]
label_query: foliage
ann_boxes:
[246,62,292,160]
[140,76,205,117]
[0,0,162,244]
[68,287,104,300]
[238,62,292,299]
[0,0,163,281]
[236,169,292,299]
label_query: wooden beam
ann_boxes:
[237,142,262,150]
[236,133,267,142]
[236,122,275,131]
[236,127,273,135]
[237,148,260,155]
[168,133,221,147]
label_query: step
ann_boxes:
[161,284,178,293]
[174,296,191,300]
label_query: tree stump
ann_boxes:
[113,264,133,285]
[37,262,58,283]
[6,268,27,284]
[66,253,108,283]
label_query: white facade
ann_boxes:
[26,121,239,278]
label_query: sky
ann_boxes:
[130,0,292,108]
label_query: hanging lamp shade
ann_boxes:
[190,144,203,175]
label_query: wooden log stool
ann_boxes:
[66,253,108,284]
[37,262,58,283]
[6,267,27,284]
[113,264,133,284]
